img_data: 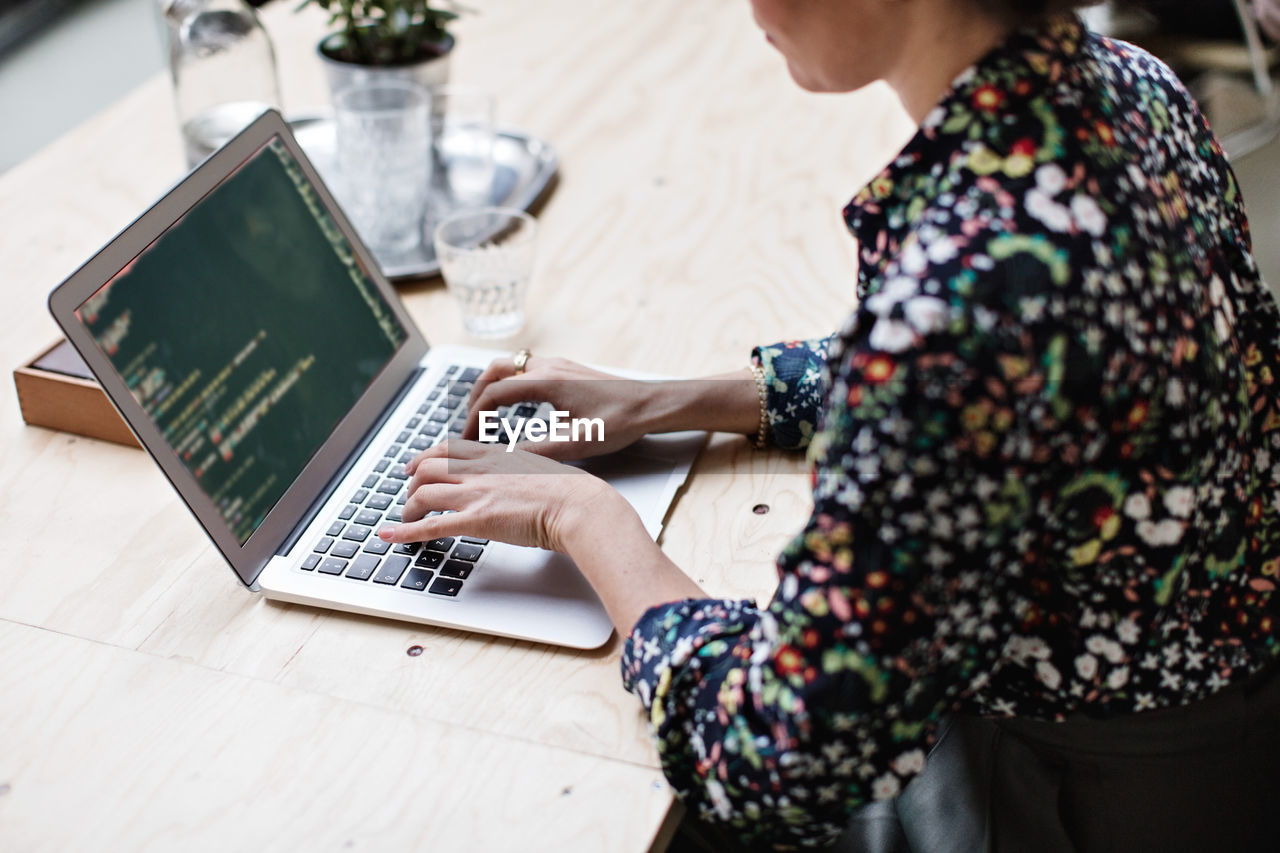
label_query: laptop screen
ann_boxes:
[74,137,409,545]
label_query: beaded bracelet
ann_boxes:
[748,363,769,450]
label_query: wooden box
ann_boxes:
[13,339,140,448]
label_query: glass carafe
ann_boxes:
[162,0,282,168]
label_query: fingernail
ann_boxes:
[378,527,395,540]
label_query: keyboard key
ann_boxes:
[410,436,432,451]
[342,524,372,542]
[397,431,411,443]
[427,390,441,401]
[313,537,334,553]
[362,474,379,489]
[338,503,356,520]
[513,403,539,419]
[374,555,411,585]
[425,537,454,552]
[446,393,467,409]
[387,508,403,522]
[345,554,380,581]
[376,478,401,495]
[401,568,432,591]
[301,554,321,571]
[396,492,408,505]
[418,403,430,414]
[387,464,409,480]
[429,409,451,423]
[331,541,359,559]
[445,366,459,377]
[363,538,391,555]
[387,444,402,458]
[429,577,464,597]
[440,559,473,580]
[460,536,489,545]
[400,452,418,464]
[367,494,394,510]
[393,542,420,556]
[451,543,484,562]
[459,367,481,382]
[415,551,444,569]
[355,509,382,527]
[407,416,421,429]
[421,421,443,437]
[373,458,390,473]
[351,489,370,504]
[326,521,345,537]
[318,557,348,575]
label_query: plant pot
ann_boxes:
[317,31,455,97]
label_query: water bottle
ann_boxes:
[162,0,282,168]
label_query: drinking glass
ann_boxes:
[333,80,431,254]
[430,85,496,212]
[433,207,537,339]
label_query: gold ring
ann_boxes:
[513,349,532,375]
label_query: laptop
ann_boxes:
[47,109,702,649]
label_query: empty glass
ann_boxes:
[433,207,537,339]
[333,80,431,254]
[430,85,496,213]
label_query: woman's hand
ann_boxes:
[378,439,615,552]
[378,438,709,632]
[462,356,660,460]
[462,354,764,458]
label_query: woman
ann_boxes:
[380,0,1280,848]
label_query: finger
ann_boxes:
[513,437,579,461]
[406,440,491,487]
[464,377,545,440]
[379,510,467,544]
[406,437,487,477]
[467,357,519,415]
[399,482,466,527]
[403,455,463,494]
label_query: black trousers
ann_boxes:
[672,663,1280,853]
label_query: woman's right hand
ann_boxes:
[461,355,664,460]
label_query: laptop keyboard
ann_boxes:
[296,365,490,597]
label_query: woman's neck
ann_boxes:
[883,6,1016,124]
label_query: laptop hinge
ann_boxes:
[274,365,426,559]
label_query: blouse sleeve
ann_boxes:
[623,300,1036,848]
[751,336,833,450]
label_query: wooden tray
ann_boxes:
[13,339,138,447]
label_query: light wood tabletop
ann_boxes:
[0,0,912,849]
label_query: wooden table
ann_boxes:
[0,1,911,848]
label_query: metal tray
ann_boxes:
[289,114,558,281]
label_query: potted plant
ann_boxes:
[302,0,467,94]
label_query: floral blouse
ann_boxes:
[621,16,1280,850]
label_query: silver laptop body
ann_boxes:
[48,110,700,649]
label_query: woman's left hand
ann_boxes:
[376,439,614,552]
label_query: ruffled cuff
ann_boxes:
[751,336,832,450]
[620,598,762,708]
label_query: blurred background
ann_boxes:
[1,0,1276,287]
